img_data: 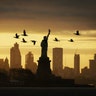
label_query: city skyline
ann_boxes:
[0,42,96,72]
[1,41,96,86]
[0,0,96,92]
[0,31,96,70]
[0,0,96,75]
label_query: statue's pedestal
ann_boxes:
[36,56,52,80]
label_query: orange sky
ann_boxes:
[0,32,96,71]
[0,0,96,71]
[0,0,96,32]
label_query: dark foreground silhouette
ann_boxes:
[0,68,94,87]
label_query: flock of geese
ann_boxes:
[53,30,80,42]
[14,30,80,45]
[14,30,37,45]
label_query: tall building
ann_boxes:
[94,54,96,60]
[53,48,63,76]
[0,58,9,71]
[89,54,96,76]
[74,54,80,77]
[25,52,37,74]
[10,42,22,69]
[4,57,9,71]
[0,59,4,69]
[89,60,96,71]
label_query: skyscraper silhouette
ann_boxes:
[0,58,9,71]
[25,52,37,74]
[10,42,22,69]
[0,59,4,69]
[89,54,96,75]
[4,57,9,71]
[94,54,96,60]
[74,54,80,77]
[53,48,63,77]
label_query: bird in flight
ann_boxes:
[22,30,28,36]
[54,37,60,42]
[14,33,19,38]
[74,30,80,35]
[31,40,37,45]
[21,38,27,43]
[68,39,74,42]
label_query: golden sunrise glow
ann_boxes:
[0,31,96,70]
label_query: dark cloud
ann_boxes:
[0,0,96,30]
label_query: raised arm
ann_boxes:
[46,29,51,39]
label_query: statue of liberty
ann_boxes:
[41,29,50,57]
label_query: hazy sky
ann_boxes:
[0,0,96,32]
[0,0,96,69]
